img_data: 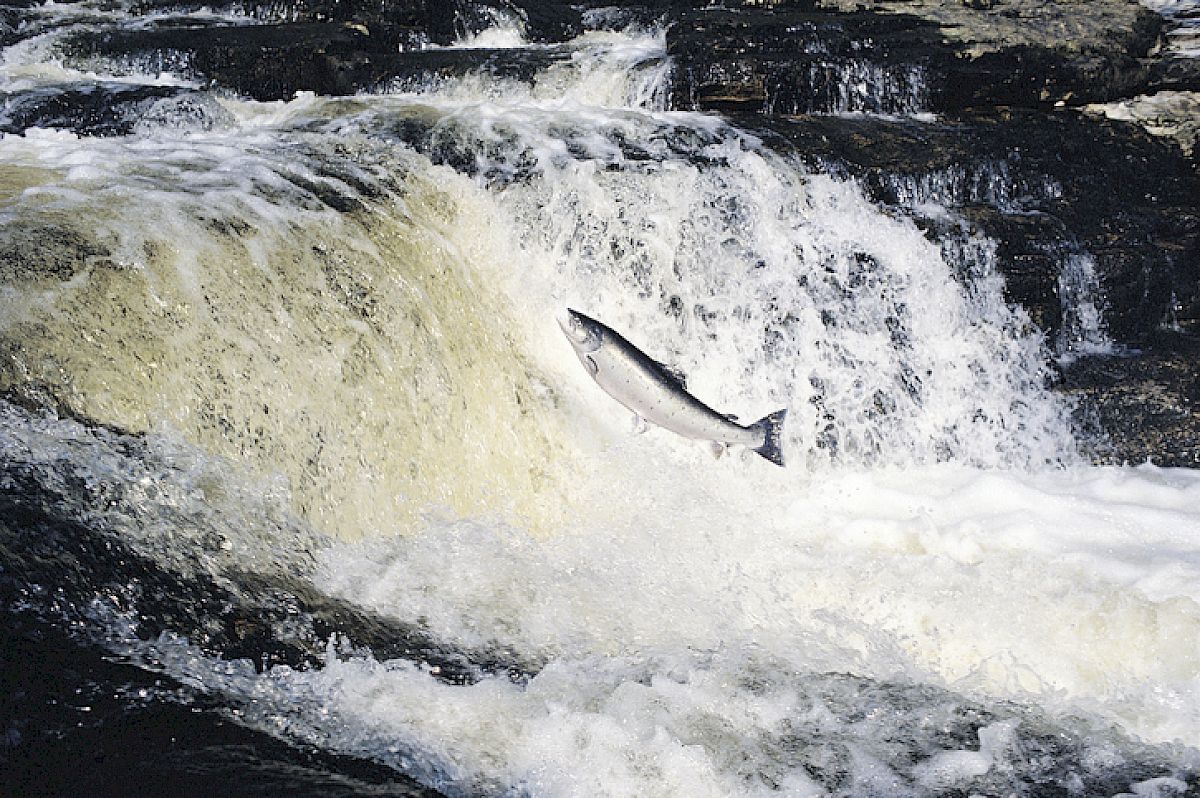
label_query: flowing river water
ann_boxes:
[1,4,1199,796]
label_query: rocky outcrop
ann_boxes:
[126,0,586,44]
[62,20,571,101]
[1086,90,1200,164]
[0,84,225,136]
[668,7,944,115]
[667,0,1165,115]
[1061,332,1200,467]
[816,0,1161,58]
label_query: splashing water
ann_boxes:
[1,16,1199,798]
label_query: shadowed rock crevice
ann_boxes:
[1,600,447,797]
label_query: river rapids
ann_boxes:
[1,3,1199,796]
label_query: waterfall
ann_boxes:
[2,8,1198,797]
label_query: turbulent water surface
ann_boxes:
[2,3,1199,797]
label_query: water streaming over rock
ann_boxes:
[2,4,1199,796]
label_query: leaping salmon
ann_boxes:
[558,308,787,467]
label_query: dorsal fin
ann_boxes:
[654,359,688,390]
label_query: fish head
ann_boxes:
[558,308,603,354]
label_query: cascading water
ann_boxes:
[2,5,1199,797]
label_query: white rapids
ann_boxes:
[0,8,1198,797]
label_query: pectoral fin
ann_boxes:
[632,414,648,435]
[584,355,599,377]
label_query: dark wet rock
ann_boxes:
[816,0,1162,62]
[0,83,211,136]
[1149,55,1200,93]
[0,3,73,48]
[125,0,455,41]
[1,0,164,50]
[1060,331,1200,467]
[667,7,949,115]
[123,0,583,44]
[956,210,1071,335]
[1,615,445,796]
[666,1,1167,115]
[937,43,1152,109]
[505,0,585,42]
[1089,87,1200,173]
[0,9,18,47]
[64,21,572,101]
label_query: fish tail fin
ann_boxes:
[751,409,787,467]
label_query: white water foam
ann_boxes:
[10,398,1200,795]
[449,12,528,50]
[312,463,1200,743]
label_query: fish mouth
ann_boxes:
[556,307,575,336]
[557,308,589,346]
